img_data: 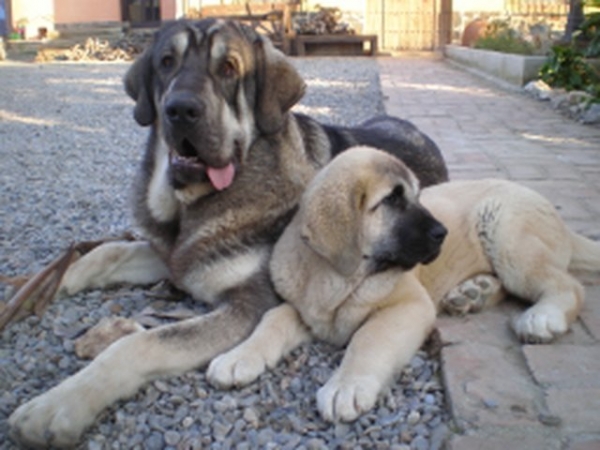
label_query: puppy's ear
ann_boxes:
[254,37,306,135]
[124,50,156,126]
[300,178,364,277]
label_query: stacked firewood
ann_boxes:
[35,31,152,62]
[294,7,354,35]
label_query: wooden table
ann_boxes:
[294,34,378,56]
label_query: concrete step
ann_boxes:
[55,22,125,45]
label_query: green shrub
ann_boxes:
[540,45,600,99]
[578,9,600,57]
[474,20,535,55]
[537,2,600,103]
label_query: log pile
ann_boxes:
[294,7,354,35]
[35,31,152,62]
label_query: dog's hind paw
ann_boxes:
[317,375,380,423]
[207,348,267,389]
[512,304,568,343]
[441,274,503,315]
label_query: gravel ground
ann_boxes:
[0,58,449,449]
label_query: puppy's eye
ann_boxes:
[160,55,175,69]
[383,185,406,209]
[220,60,237,78]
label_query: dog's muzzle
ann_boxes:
[163,94,237,191]
[165,94,204,128]
[420,222,447,265]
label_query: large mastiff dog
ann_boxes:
[208,146,600,422]
[9,20,447,447]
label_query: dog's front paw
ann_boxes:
[9,384,95,448]
[513,304,568,343]
[207,348,267,389]
[316,375,380,422]
[441,274,503,315]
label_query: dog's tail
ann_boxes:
[569,230,600,272]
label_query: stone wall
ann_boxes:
[452,0,568,54]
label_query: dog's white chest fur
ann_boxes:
[180,248,268,303]
[276,251,399,346]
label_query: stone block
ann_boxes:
[523,345,600,388]
[580,285,600,341]
[444,44,547,86]
[545,387,600,433]
[567,438,600,450]
[436,301,521,347]
[441,340,543,431]
[447,431,560,450]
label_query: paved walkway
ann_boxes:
[378,56,600,450]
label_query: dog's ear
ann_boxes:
[300,177,364,277]
[124,50,156,126]
[254,37,306,135]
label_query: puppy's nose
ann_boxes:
[429,223,447,244]
[165,94,204,125]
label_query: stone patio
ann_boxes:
[378,55,600,450]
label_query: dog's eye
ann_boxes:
[383,185,406,209]
[220,60,237,78]
[160,55,175,70]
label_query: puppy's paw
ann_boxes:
[317,375,380,422]
[441,274,503,315]
[513,304,568,343]
[9,384,95,448]
[207,348,267,389]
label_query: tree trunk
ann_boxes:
[563,0,585,43]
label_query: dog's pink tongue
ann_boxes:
[206,163,235,191]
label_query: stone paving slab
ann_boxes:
[545,387,600,433]
[447,433,561,450]
[581,285,600,340]
[569,439,600,450]
[524,344,600,387]
[378,55,600,449]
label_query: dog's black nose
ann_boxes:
[429,223,447,244]
[165,94,204,125]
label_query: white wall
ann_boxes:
[304,0,364,12]
[11,0,54,38]
[453,0,504,13]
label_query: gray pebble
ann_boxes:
[57,356,71,370]
[483,398,499,409]
[128,433,144,447]
[154,380,170,393]
[334,422,351,438]
[200,411,215,427]
[424,393,436,405]
[164,430,181,446]
[429,424,449,450]
[196,387,208,398]
[414,423,430,437]
[182,416,195,428]
[306,438,328,450]
[213,421,233,440]
[235,443,251,450]
[257,428,275,446]
[243,406,260,427]
[411,435,430,450]
[410,355,425,369]
[87,441,104,450]
[144,432,165,450]
[283,435,303,450]
[407,410,421,425]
